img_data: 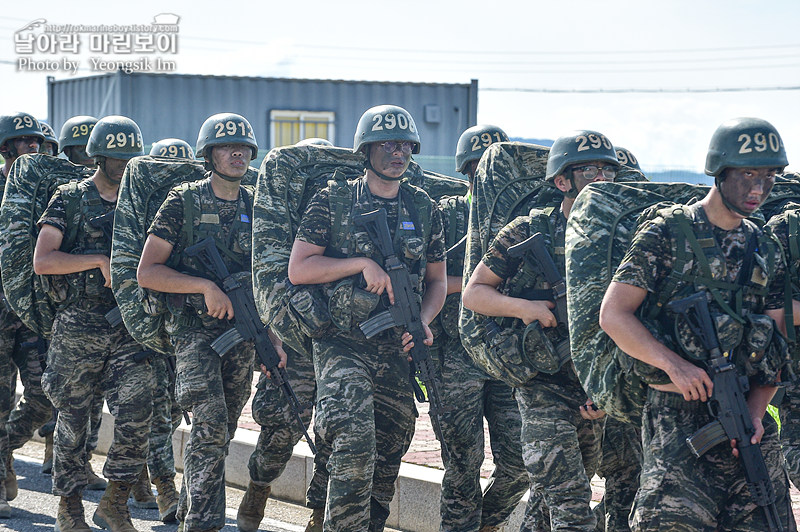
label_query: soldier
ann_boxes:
[0,111,46,518]
[37,116,108,493]
[59,116,99,167]
[149,138,195,160]
[39,121,59,156]
[35,115,154,532]
[463,130,615,531]
[287,104,447,531]
[599,117,794,530]
[137,113,286,532]
[433,124,528,532]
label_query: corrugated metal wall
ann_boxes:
[47,72,478,159]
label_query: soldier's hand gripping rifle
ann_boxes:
[668,291,784,532]
[484,232,571,372]
[184,237,316,454]
[354,208,449,458]
[87,210,123,328]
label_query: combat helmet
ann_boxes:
[150,138,195,160]
[86,115,144,160]
[296,137,333,147]
[58,115,98,154]
[455,124,508,174]
[353,105,420,155]
[705,117,787,177]
[545,130,619,198]
[0,112,44,158]
[614,146,641,171]
[39,121,58,155]
[195,113,258,161]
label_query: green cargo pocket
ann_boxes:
[288,286,331,337]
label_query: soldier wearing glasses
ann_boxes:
[288,105,447,531]
[463,131,615,530]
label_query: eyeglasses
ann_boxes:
[571,164,617,180]
[379,141,414,155]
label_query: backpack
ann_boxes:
[0,153,92,337]
[565,181,709,424]
[110,156,258,354]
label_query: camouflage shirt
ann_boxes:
[438,194,469,277]
[39,181,116,238]
[766,209,800,281]
[482,208,565,286]
[613,206,784,310]
[296,184,447,264]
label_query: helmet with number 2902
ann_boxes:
[353,105,420,154]
[86,115,144,159]
[704,117,788,177]
[545,130,619,182]
[196,113,258,161]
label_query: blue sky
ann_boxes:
[2,0,798,173]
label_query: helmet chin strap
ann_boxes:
[365,157,402,182]
[715,176,751,217]
[205,157,243,183]
[96,156,121,184]
[562,174,579,199]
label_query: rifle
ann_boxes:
[354,208,449,458]
[87,210,122,328]
[184,237,316,454]
[668,291,784,532]
[490,232,571,373]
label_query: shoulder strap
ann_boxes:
[176,181,198,249]
[327,179,355,252]
[60,180,87,252]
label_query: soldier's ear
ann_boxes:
[553,174,571,193]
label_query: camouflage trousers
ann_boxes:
[42,304,154,496]
[593,416,642,531]
[516,371,604,532]
[147,355,182,479]
[430,334,527,532]
[631,388,795,531]
[778,380,800,489]
[312,332,416,532]
[248,344,316,486]
[0,302,48,481]
[171,325,254,532]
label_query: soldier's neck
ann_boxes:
[700,190,743,231]
[91,172,120,202]
[561,197,575,219]
[210,173,241,201]
[365,171,399,199]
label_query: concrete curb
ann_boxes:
[28,403,528,531]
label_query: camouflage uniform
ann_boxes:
[39,179,154,496]
[432,194,527,531]
[481,212,604,531]
[295,177,445,531]
[613,201,794,531]
[147,355,182,480]
[247,344,315,487]
[148,177,255,532]
[765,209,800,489]
[593,416,642,531]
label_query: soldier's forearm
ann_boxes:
[33,249,106,276]
[137,263,215,295]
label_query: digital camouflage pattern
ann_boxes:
[756,172,800,223]
[565,181,708,424]
[460,141,560,381]
[594,416,642,531]
[0,153,92,337]
[110,155,257,354]
[631,389,794,531]
[147,355,182,480]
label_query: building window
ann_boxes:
[270,110,335,148]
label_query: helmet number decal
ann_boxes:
[214,120,254,139]
[576,133,612,152]
[71,123,95,138]
[105,132,143,150]
[13,115,35,130]
[470,132,504,152]
[738,132,782,154]
[160,145,189,158]
[371,113,415,133]
[616,150,637,166]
